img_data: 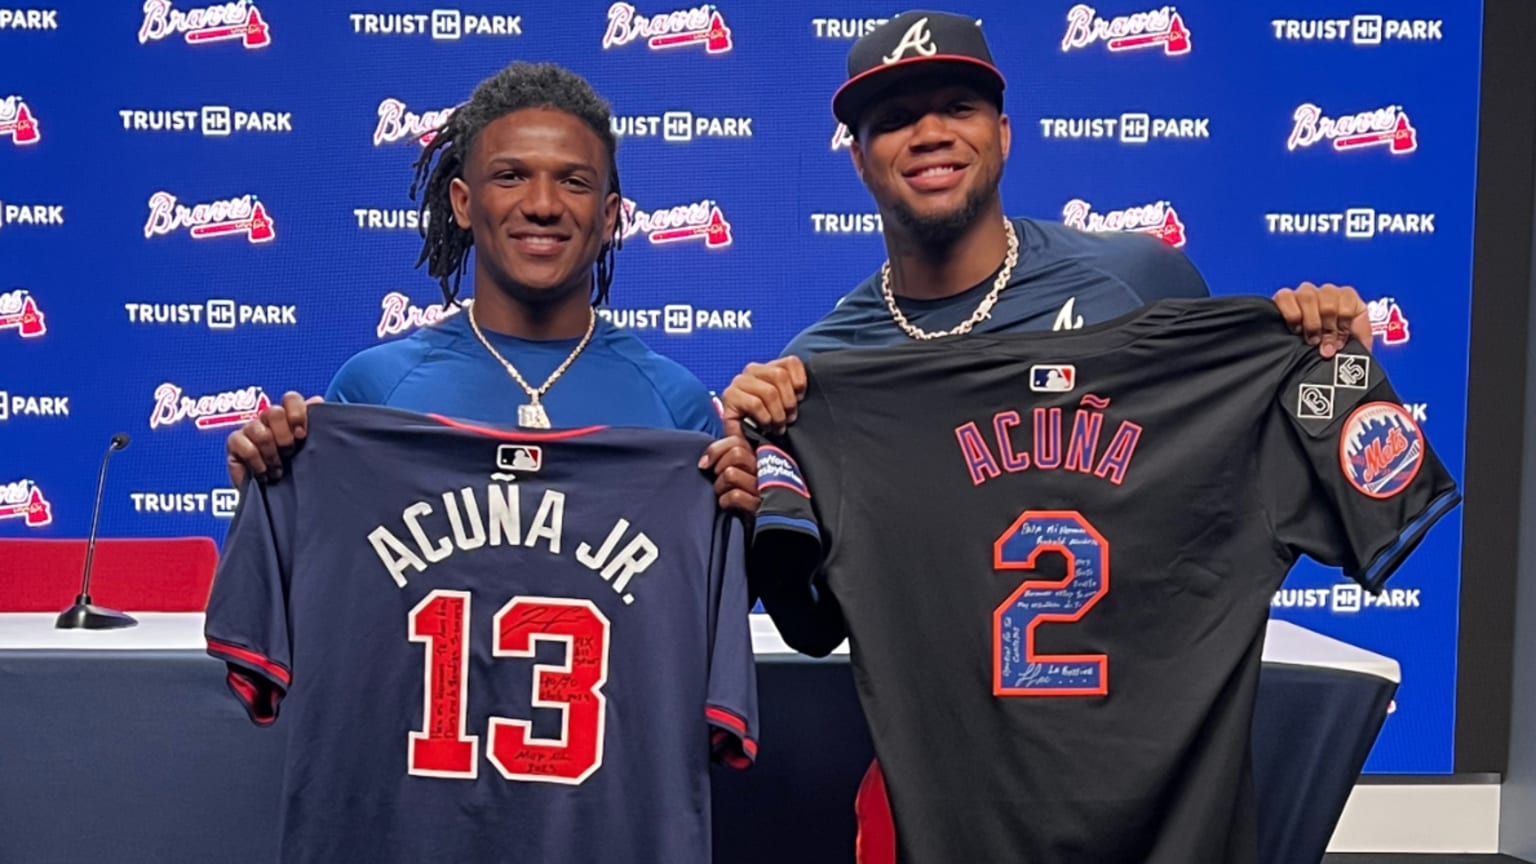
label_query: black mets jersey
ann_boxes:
[205,404,757,864]
[750,297,1459,864]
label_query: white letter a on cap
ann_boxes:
[883,17,938,64]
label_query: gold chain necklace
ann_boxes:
[879,218,1020,340]
[466,301,596,429]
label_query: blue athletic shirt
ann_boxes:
[326,307,722,435]
[784,216,1209,360]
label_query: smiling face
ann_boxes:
[449,107,620,306]
[851,80,1010,247]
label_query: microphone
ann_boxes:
[55,433,138,630]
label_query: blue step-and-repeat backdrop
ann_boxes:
[0,1,1480,773]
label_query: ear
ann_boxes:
[850,138,866,182]
[449,176,472,230]
[602,191,621,244]
[999,112,1011,161]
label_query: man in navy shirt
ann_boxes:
[224,62,756,514]
[720,11,1378,862]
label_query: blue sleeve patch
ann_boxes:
[756,445,809,498]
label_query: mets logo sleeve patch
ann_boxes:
[747,296,1459,864]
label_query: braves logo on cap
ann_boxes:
[1340,402,1423,499]
[832,11,1005,127]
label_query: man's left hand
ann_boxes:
[701,435,759,516]
[1272,282,1373,359]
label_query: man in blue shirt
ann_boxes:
[719,11,1377,862]
[224,62,755,512]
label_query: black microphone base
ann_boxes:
[55,599,138,630]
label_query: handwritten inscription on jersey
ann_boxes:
[367,485,657,604]
[954,393,1143,487]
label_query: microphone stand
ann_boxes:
[56,434,137,630]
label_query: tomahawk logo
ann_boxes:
[378,292,462,338]
[0,290,46,338]
[140,1,271,48]
[1062,4,1190,54]
[149,383,272,430]
[0,479,52,527]
[1288,103,1417,154]
[1062,198,1186,247]
[622,198,733,248]
[0,96,40,146]
[374,99,455,147]
[145,192,275,243]
[603,3,734,54]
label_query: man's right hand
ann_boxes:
[721,357,807,439]
[226,392,323,487]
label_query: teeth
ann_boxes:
[917,166,956,177]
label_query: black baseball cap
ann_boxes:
[832,10,1006,130]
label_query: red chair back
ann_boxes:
[0,537,218,612]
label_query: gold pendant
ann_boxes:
[518,402,551,429]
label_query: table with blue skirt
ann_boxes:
[0,613,1396,864]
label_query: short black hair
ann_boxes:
[408,61,624,308]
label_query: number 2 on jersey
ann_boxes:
[407,590,611,784]
[992,511,1109,697]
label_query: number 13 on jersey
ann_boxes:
[992,510,1109,697]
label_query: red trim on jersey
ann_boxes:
[227,671,278,726]
[426,414,606,441]
[855,759,896,864]
[706,706,758,765]
[207,638,292,686]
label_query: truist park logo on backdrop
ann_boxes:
[1288,103,1417,155]
[130,489,240,518]
[603,3,734,54]
[119,106,292,136]
[1062,4,1191,55]
[0,96,40,146]
[378,292,462,339]
[0,290,47,339]
[611,110,754,143]
[125,300,297,329]
[0,9,58,30]
[140,1,271,48]
[374,99,455,146]
[150,383,271,431]
[0,389,71,421]
[0,201,65,231]
[348,10,522,39]
[0,479,52,527]
[621,198,733,249]
[1265,208,1435,239]
[1038,112,1209,144]
[811,16,889,39]
[1271,15,1443,45]
[1062,198,1187,247]
[145,192,274,243]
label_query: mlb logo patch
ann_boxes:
[1030,364,1076,392]
[493,444,542,479]
[756,445,809,498]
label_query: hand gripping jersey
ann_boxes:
[205,404,757,864]
[749,297,1459,864]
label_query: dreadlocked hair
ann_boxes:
[408,62,625,309]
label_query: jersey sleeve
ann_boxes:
[744,410,850,657]
[704,511,759,769]
[203,473,298,725]
[1260,342,1461,593]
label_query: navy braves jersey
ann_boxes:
[750,297,1458,864]
[206,404,757,864]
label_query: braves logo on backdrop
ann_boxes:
[622,197,733,248]
[603,3,734,53]
[1340,402,1423,499]
[373,99,455,147]
[1288,103,1417,154]
[0,479,52,527]
[0,290,47,338]
[1062,4,1191,54]
[145,192,275,243]
[1062,198,1186,247]
[150,383,272,430]
[139,1,271,48]
[0,96,41,145]
[378,292,463,338]
[1369,297,1410,345]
